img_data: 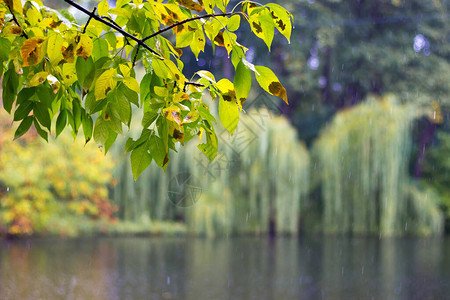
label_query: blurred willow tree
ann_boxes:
[244,0,449,149]
[110,109,310,237]
[312,96,444,236]
[0,109,116,236]
[0,0,292,179]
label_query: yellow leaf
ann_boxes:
[46,33,64,64]
[95,69,116,100]
[29,71,48,87]
[163,105,182,126]
[21,37,46,67]
[75,34,93,59]
[5,0,22,14]
[62,63,77,86]
[2,24,22,35]
[119,63,131,77]
[123,77,140,93]
[97,0,109,16]
[255,65,288,104]
[175,0,204,12]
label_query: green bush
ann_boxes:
[0,110,116,236]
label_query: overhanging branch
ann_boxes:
[142,12,232,42]
[63,0,161,57]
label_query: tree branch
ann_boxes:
[142,13,232,42]
[82,7,96,34]
[6,4,28,39]
[62,0,161,57]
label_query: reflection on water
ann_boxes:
[0,237,449,299]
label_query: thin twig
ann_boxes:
[63,0,161,57]
[101,15,122,32]
[142,13,232,42]
[82,7,96,34]
[6,4,28,38]
[132,44,141,67]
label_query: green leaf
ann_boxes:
[34,102,51,130]
[227,15,240,31]
[93,117,109,145]
[104,128,117,154]
[198,103,216,124]
[16,88,36,106]
[72,100,82,133]
[142,111,159,128]
[82,112,93,143]
[125,129,152,152]
[255,65,288,104]
[140,73,153,104]
[234,61,251,106]
[111,90,132,125]
[14,101,34,121]
[131,141,152,181]
[118,82,139,106]
[104,32,117,49]
[197,126,218,161]
[14,116,34,140]
[149,134,166,168]
[219,94,240,134]
[33,119,48,142]
[92,38,109,61]
[56,109,68,138]
[2,65,19,113]
[76,56,95,89]
[0,38,11,61]
[46,33,64,64]
[36,84,54,107]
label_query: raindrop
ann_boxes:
[361,266,364,275]
[6,187,9,192]
[167,276,170,285]
[312,104,315,111]
[405,222,408,231]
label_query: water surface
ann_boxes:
[0,237,449,299]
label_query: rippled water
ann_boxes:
[0,237,449,299]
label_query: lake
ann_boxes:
[0,237,449,299]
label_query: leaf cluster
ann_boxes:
[0,0,292,179]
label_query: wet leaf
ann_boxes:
[266,3,293,42]
[255,65,288,104]
[234,61,251,107]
